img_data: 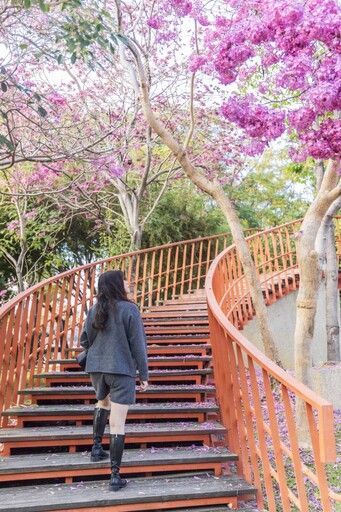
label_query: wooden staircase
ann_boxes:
[0,292,261,512]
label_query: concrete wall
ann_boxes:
[242,284,341,408]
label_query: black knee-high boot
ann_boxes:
[109,434,127,491]
[91,408,110,462]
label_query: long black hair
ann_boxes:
[93,270,131,330]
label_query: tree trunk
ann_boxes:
[325,221,341,361]
[130,227,143,252]
[294,159,340,444]
[294,230,320,445]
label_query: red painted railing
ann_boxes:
[206,218,341,512]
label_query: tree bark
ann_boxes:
[325,221,341,361]
[294,159,340,443]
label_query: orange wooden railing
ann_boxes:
[0,231,240,416]
[206,218,341,512]
[0,220,340,511]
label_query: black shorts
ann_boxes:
[90,373,136,405]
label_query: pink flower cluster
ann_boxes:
[147,17,164,30]
[221,95,286,142]
[287,107,316,133]
[214,42,254,84]
[188,55,208,73]
[300,119,341,160]
[167,0,193,17]
[202,0,341,160]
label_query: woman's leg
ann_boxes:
[109,402,129,434]
[109,402,129,491]
[89,373,111,461]
[96,394,111,410]
[91,394,110,462]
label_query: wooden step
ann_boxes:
[146,335,210,344]
[50,355,212,371]
[142,311,208,319]
[0,446,236,483]
[3,402,219,426]
[18,384,216,404]
[0,421,226,456]
[147,303,207,311]
[65,344,211,356]
[145,326,210,335]
[143,319,209,327]
[163,297,207,305]
[33,369,213,387]
[0,474,258,511]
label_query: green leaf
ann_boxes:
[37,106,47,118]
[0,66,6,75]
[1,82,7,93]
[110,34,118,46]
[115,34,130,47]
[34,93,41,101]
[67,39,76,52]
[57,54,63,65]
[38,0,47,11]
[24,0,31,8]
[71,52,77,64]
[0,134,14,151]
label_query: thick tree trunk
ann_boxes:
[294,159,340,444]
[325,222,341,361]
[294,230,320,444]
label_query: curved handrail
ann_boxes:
[205,219,341,512]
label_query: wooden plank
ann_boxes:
[33,370,213,388]
[145,326,210,334]
[0,422,226,456]
[142,311,208,319]
[0,446,236,480]
[146,335,210,344]
[18,384,216,405]
[50,355,212,365]
[3,402,219,425]
[65,343,212,355]
[0,421,226,442]
[143,319,209,326]
[0,474,257,512]
[19,384,216,397]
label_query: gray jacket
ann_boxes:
[80,300,148,381]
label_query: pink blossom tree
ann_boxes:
[0,165,69,291]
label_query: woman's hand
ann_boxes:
[140,381,149,392]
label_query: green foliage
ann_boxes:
[141,182,229,248]
[97,223,132,258]
[0,190,67,288]
[226,149,314,229]
[52,216,109,270]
